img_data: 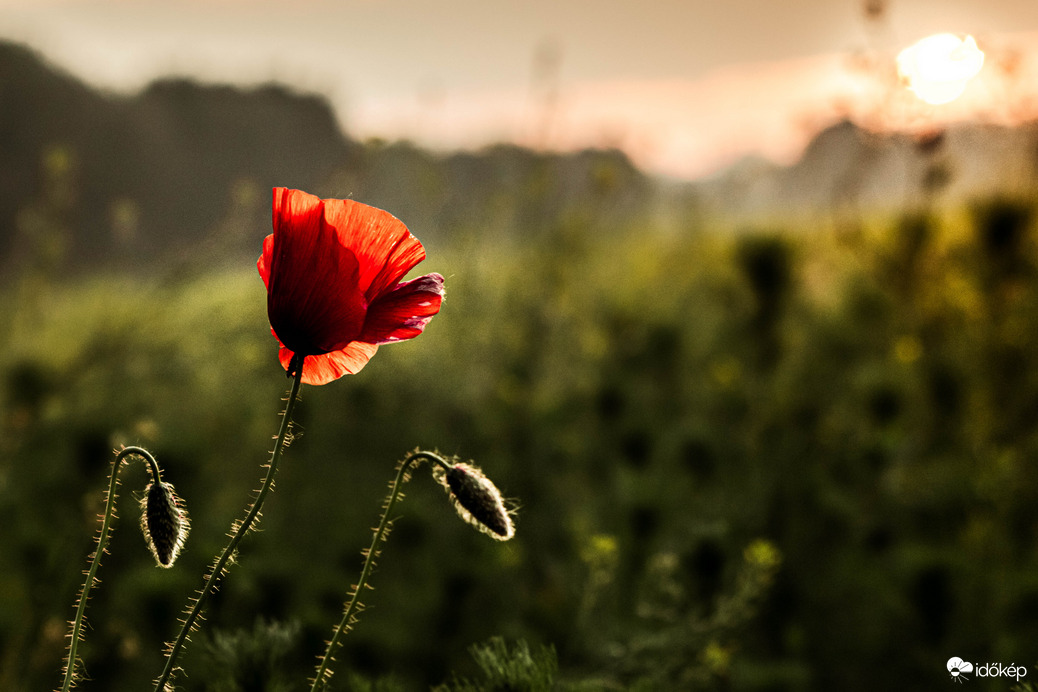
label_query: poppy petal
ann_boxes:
[321,198,426,301]
[279,342,379,385]
[257,233,274,289]
[360,273,445,344]
[267,188,367,355]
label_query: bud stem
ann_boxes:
[309,450,449,691]
[154,367,304,692]
[60,446,162,692]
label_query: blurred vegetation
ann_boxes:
[4,167,1038,691]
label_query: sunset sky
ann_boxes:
[3,0,1038,179]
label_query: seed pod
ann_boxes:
[435,462,514,540]
[140,481,190,567]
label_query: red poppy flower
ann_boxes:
[257,187,444,385]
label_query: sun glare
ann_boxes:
[897,33,985,105]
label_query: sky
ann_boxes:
[3,0,1038,179]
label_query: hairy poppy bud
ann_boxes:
[140,481,190,567]
[435,462,514,540]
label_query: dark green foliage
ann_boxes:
[434,638,559,692]
[199,619,302,692]
[1014,678,1038,692]
[6,187,1038,691]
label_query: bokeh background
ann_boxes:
[4,1,1038,690]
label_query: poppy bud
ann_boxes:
[435,462,515,540]
[140,481,190,567]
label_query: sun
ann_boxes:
[897,33,985,105]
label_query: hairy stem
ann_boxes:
[310,450,450,691]
[60,446,161,692]
[154,368,303,691]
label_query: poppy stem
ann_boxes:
[153,368,303,692]
[309,450,450,692]
[60,446,162,692]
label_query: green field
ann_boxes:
[4,196,1038,691]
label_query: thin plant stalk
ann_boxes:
[310,450,451,692]
[60,446,162,692]
[154,367,303,692]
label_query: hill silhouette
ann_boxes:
[698,117,1038,222]
[5,37,1037,280]
[0,40,656,278]
[0,40,361,274]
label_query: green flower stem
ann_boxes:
[154,368,303,692]
[60,446,161,692]
[310,450,450,692]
